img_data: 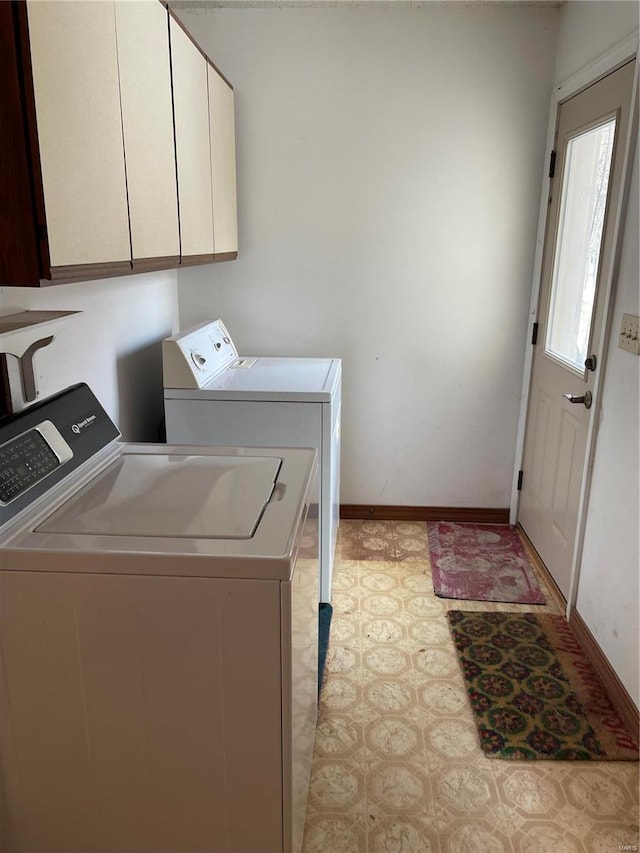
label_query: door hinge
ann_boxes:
[549,150,556,179]
[517,470,523,491]
[531,322,539,345]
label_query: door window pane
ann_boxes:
[546,117,616,371]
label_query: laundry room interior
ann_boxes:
[0,0,638,850]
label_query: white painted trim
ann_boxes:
[509,91,559,525]
[510,30,639,616]
[555,31,639,104]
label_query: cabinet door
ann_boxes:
[26,0,130,269]
[170,16,214,260]
[114,0,179,266]
[208,65,238,256]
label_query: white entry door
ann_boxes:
[518,59,636,601]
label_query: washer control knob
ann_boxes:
[190,351,206,369]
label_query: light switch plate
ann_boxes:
[619,313,640,355]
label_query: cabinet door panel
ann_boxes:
[115,0,179,263]
[170,17,214,258]
[208,65,238,255]
[27,0,130,268]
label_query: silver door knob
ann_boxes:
[562,391,592,409]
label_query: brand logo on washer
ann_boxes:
[71,414,97,434]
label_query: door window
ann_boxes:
[545,117,617,372]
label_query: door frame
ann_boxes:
[510,31,639,617]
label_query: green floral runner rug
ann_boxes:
[447,610,638,760]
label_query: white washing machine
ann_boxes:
[0,383,318,853]
[163,319,341,603]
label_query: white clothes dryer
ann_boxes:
[0,383,318,853]
[163,319,341,603]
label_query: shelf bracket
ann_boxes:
[0,309,81,412]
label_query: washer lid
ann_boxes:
[37,453,281,539]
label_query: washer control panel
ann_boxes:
[0,421,73,505]
[0,383,120,529]
[163,319,240,389]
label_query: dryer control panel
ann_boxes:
[163,319,241,389]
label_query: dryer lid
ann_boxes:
[37,453,282,539]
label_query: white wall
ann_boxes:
[175,4,558,508]
[578,147,639,707]
[554,0,639,83]
[553,2,639,705]
[0,271,179,440]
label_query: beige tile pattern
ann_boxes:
[304,521,640,853]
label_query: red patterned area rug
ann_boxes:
[447,610,639,760]
[428,522,545,604]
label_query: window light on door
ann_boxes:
[546,116,616,372]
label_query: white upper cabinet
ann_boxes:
[170,16,215,259]
[114,0,179,263]
[208,65,238,256]
[2,1,237,286]
[27,0,130,268]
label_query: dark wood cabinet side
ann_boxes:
[0,1,42,287]
[14,0,51,281]
[0,355,11,417]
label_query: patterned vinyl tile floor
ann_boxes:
[302,520,640,853]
